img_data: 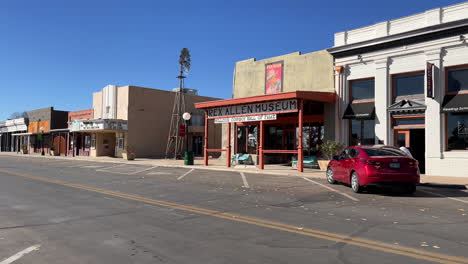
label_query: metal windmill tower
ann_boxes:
[165,48,191,159]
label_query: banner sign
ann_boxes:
[214,114,277,124]
[265,62,283,95]
[207,99,297,118]
[426,62,434,98]
[71,120,128,132]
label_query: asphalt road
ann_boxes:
[0,156,467,264]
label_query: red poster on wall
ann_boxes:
[265,62,283,95]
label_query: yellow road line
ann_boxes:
[1,168,467,264]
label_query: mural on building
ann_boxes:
[265,62,283,94]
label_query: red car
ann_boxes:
[326,145,420,193]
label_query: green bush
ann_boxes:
[319,140,344,160]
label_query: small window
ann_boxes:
[106,106,110,114]
[394,73,424,97]
[350,120,375,145]
[448,68,468,93]
[350,79,375,101]
[91,134,96,149]
[447,113,468,150]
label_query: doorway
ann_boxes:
[395,129,425,173]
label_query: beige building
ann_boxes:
[72,85,221,158]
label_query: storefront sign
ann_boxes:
[214,114,277,124]
[207,99,297,118]
[426,62,434,98]
[265,62,283,95]
[4,118,28,132]
[71,119,128,132]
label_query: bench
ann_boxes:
[231,154,254,166]
[291,156,319,169]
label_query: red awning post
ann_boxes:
[204,111,209,166]
[226,122,231,167]
[259,121,264,170]
[298,100,304,172]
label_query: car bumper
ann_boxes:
[360,174,420,186]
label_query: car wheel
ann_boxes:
[326,167,337,184]
[351,172,362,193]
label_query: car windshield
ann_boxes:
[363,148,406,157]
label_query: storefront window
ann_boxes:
[394,73,424,97]
[91,134,96,149]
[117,134,125,149]
[448,68,468,93]
[237,126,257,154]
[350,120,375,145]
[84,135,91,149]
[447,113,468,150]
[351,79,375,101]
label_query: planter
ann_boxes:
[21,149,28,154]
[50,150,59,156]
[122,152,135,160]
[317,160,330,171]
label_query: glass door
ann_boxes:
[396,130,410,148]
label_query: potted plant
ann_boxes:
[122,144,136,160]
[21,144,28,154]
[317,140,344,171]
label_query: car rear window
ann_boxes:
[363,148,406,157]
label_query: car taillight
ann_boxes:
[408,161,418,167]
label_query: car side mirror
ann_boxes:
[333,155,340,161]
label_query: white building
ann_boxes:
[328,2,468,177]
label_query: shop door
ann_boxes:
[192,136,203,156]
[395,129,425,174]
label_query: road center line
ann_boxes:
[418,189,468,204]
[1,169,467,264]
[129,166,158,175]
[240,172,250,188]
[301,177,359,202]
[177,168,195,180]
[0,245,40,264]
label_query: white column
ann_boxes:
[425,49,443,160]
[374,58,390,144]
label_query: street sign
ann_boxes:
[426,62,434,98]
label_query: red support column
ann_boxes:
[66,132,70,156]
[259,121,264,170]
[226,123,231,167]
[298,100,304,172]
[204,111,209,166]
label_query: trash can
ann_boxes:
[184,151,194,165]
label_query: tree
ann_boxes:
[9,111,27,119]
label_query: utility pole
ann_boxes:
[165,48,191,159]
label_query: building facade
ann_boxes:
[70,85,221,158]
[196,50,336,171]
[0,118,28,152]
[328,2,468,177]
[68,109,94,156]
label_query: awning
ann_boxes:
[343,102,375,120]
[441,94,468,113]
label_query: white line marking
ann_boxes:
[240,172,250,188]
[177,168,195,180]
[0,245,40,264]
[81,165,103,169]
[418,189,468,204]
[96,164,126,172]
[129,166,158,175]
[301,177,359,201]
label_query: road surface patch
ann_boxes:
[301,177,359,202]
[418,189,468,205]
[1,168,467,264]
[240,172,250,188]
[0,244,40,264]
[177,168,195,180]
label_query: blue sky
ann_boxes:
[0,0,463,120]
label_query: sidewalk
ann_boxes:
[0,152,466,187]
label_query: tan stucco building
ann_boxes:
[72,85,221,158]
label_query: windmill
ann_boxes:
[165,48,191,159]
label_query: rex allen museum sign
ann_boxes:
[208,99,298,122]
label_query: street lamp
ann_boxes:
[182,112,193,165]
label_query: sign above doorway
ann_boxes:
[214,114,277,124]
